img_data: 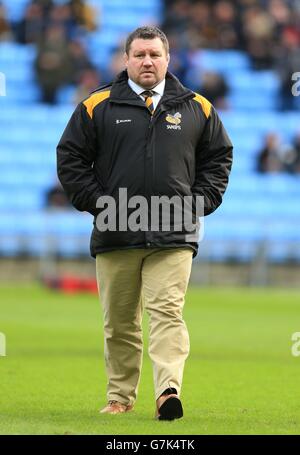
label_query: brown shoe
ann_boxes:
[100,400,133,415]
[155,392,183,421]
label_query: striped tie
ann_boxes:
[141,90,155,115]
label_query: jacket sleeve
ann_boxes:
[56,102,102,216]
[192,106,233,216]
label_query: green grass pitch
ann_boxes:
[0,284,300,435]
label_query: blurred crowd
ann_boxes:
[1,0,300,109]
[0,1,11,40]
[163,0,300,110]
[257,132,300,174]
[163,0,300,69]
[0,0,101,103]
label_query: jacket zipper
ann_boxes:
[144,111,153,247]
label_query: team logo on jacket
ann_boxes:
[166,112,181,130]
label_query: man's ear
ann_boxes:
[124,52,129,67]
[167,53,170,65]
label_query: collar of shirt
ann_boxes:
[128,78,165,111]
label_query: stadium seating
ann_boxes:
[0,0,300,262]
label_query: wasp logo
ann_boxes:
[166,112,181,125]
[166,112,182,130]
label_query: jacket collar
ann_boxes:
[128,77,166,97]
[109,70,194,106]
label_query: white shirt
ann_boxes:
[128,78,165,111]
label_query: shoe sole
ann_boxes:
[99,407,133,415]
[158,397,183,421]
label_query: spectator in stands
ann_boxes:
[188,1,214,49]
[256,133,285,173]
[162,0,191,36]
[258,132,300,174]
[242,3,276,69]
[33,0,54,16]
[196,70,229,110]
[292,133,300,174]
[45,181,72,209]
[0,1,11,41]
[212,1,242,50]
[16,2,45,44]
[16,0,54,44]
[268,0,292,33]
[47,3,76,40]
[73,67,101,104]
[166,33,189,83]
[69,0,98,33]
[34,24,73,104]
[285,132,300,174]
[102,46,126,82]
[69,40,95,84]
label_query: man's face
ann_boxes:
[125,37,170,89]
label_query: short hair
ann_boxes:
[125,26,169,55]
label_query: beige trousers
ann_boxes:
[96,247,193,407]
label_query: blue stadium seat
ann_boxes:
[0,189,44,211]
[2,0,28,22]
[0,42,36,63]
[0,167,55,188]
[267,243,300,263]
[229,93,277,110]
[57,85,77,105]
[5,82,40,102]
[190,50,250,73]
[0,63,34,82]
[265,220,300,242]
[100,0,161,11]
[229,71,280,93]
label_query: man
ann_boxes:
[57,26,233,420]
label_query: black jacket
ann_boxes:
[57,70,233,258]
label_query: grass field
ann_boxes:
[0,284,300,435]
